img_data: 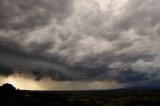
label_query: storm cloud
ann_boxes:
[0,0,160,88]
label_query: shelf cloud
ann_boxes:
[0,0,160,89]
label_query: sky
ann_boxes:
[0,0,160,90]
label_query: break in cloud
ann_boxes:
[0,0,160,89]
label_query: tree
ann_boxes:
[1,83,16,93]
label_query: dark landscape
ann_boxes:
[1,1,160,106]
[0,83,160,106]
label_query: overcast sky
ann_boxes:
[0,0,160,90]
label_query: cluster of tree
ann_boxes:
[0,83,17,105]
[0,83,16,92]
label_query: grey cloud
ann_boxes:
[0,0,73,30]
[0,0,160,87]
[0,65,13,76]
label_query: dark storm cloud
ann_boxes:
[0,0,160,87]
[0,0,73,30]
[0,65,13,76]
[0,44,87,81]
